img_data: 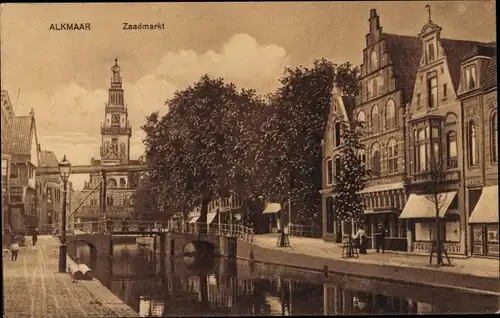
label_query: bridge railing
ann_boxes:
[69,219,254,242]
[288,223,322,238]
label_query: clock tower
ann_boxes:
[100,58,132,165]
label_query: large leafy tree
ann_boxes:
[258,59,359,226]
[141,75,263,230]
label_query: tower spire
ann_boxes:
[426,4,432,23]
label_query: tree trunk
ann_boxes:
[436,215,443,265]
[199,197,210,234]
[347,220,353,257]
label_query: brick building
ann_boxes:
[322,8,497,256]
[458,51,497,257]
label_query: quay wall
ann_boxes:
[234,239,499,295]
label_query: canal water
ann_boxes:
[74,240,498,316]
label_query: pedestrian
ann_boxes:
[352,225,368,254]
[32,227,39,246]
[10,241,20,261]
[375,224,387,253]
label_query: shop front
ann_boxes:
[262,203,281,233]
[468,185,499,257]
[399,191,462,254]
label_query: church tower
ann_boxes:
[100,58,132,188]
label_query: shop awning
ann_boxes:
[469,186,499,224]
[207,212,218,224]
[263,203,281,214]
[189,216,200,223]
[399,191,457,219]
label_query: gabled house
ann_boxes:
[38,150,63,233]
[330,9,422,251]
[7,108,41,233]
[321,84,355,242]
[457,46,497,257]
[399,15,495,256]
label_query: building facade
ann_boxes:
[1,90,15,242]
[6,108,41,234]
[76,59,140,222]
[458,51,498,257]
[38,150,63,233]
[399,17,496,256]
[321,8,496,256]
[322,9,421,251]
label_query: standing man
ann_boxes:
[375,224,386,253]
[32,227,39,246]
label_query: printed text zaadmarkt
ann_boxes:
[122,22,166,30]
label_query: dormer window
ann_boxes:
[426,41,435,63]
[465,65,477,90]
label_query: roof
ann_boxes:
[341,96,356,120]
[8,116,34,155]
[383,33,423,104]
[40,151,59,167]
[440,38,495,91]
[482,55,497,91]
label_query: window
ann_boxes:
[107,196,114,206]
[9,163,18,179]
[418,129,427,172]
[432,141,440,164]
[372,78,378,98]
[428,77,438,108]
[387,138,398,174]
[370,50,378,71]
[358,149,366,168]
[334,122,342,147]
[113,138,120,152]
[467,121,479,166]
[465,65,477,90]
[371,143,381,176]
[385,99,396,130]
[120,178,126,188]
[417,93,421,108]
[443,83,447,98]
[10,187,22,203]
[491,111,498,163]
[356,111,366,131]
[367,80,373,100]
[326,159,333,185]
[426,42,435,62]
[334,157,341,177]
[447,131,458,168]
[371,105,380,134]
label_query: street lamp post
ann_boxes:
[58,155,71,273]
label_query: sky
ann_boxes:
[0,1,496,190]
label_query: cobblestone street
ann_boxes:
[253,235,500,280]
[2,236,137,318]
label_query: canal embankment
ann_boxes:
[2,235,138,317]
[235,235,500,295]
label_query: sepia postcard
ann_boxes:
[1,2,498,317]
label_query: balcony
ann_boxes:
[409,169,460,185]
[101,125,132,136]
[105,105,127,114]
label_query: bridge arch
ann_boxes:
[183,240,216,256]
[67,239,98,270]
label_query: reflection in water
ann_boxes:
[74,242,499,316]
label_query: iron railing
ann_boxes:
[288,224,323,238]
[69,219,254,242]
